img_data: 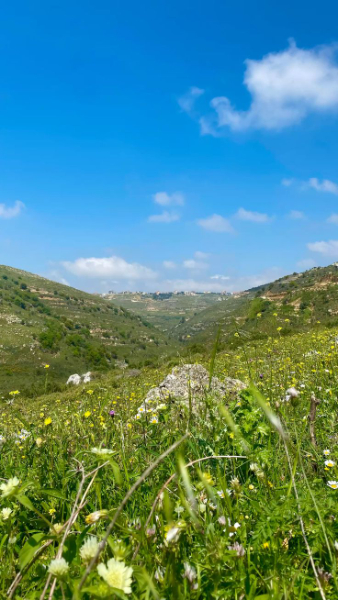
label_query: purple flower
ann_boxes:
[259,374,263,379]
[109,410,115,418]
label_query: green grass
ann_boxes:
[0,266,178,397]
[1,324,338,598]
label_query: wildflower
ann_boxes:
[91,447,114,458]
[44,417,52,426]
[217,490,225,499]
[325,460,335,468]
[248,484,254,490]
[84,411,91,418]
[327,481,338,489]
[48,558,69,578]
[183,562,197,584]
[51,523,63,535]
[97,558,133,594]
[154,566,165,582]
[9,390,20,396]
[165,526,181,544]
[262,541,270,549]
[0,477,20,498]
[44,364,50,369]
[1,507,12,520]
[80,536,100,563]
[286,387,300,398]
[49,508,56,515]
[228,542,245,557]
[0,435,5,445]
[36,437,43,446]
[109,410,115,418]
[324,449,330,456]
[85,509,109,525]
[150,416,158,424]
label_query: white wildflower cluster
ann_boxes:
[14,429,31,443]
[91,447,114,458]
[0,477,20,498]
[283,387,300,403]
[48,557,69,578]
[79,536,100,563]
[1,507,13,520]
[97,558,133,594]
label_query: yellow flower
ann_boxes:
[36,438,43,447]
[44,417,52,426]
[49,508,56,515]
[277,327,282,332]
[44,364,50,369]
[262,541,270,549]
[9,390,20,396]
[84,411,91,418]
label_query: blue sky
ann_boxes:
[2,0,338,292]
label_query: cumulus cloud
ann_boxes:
[183,259,208,270]
[148,211,180,223]
[153,192,185,206]
[163,260,176,269]
[62,255,157,280]
[235,207,271,223]
[178,86,204,114]
[197,214,234,233]
[185,41,338,134]
[308,178,338,195]
[161,267,283,293]
[307,240,338,257]
[289,210,305,219]
[0,200,25,219]
[297,258,317,269]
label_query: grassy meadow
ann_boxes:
[2,322,338,598]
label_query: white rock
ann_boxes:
[67,374,81,385]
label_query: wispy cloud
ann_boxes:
[235,207,271,223]
[283,177,338,195]
[182,41,338,134]
[62,256,157,280]
[0,200,25,219]
[308,178,338,195]
[153,192,185,206]
[163,260,176,269]
[327,214,338,224]
[183,259,208,270]
[178,86,204,114]
[148,211,180,223]
[197,214,234,233]
[210,274,230,280]
[307,240,338,257]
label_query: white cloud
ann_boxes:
[210,274,230,280]
[308,178,338,195]
[235,207,271,223]
[162,267,283,293]
[153,192,185,206]
[161,278,228,292]
[197,214,234,233]
[62,255,157,280]
[289,210,305,219]
[189,41,338,134]
[194,250,209,259]
[163,260,176,269]
[297,258,317,269]
[328,214,338,224]
[0,200,25,219]
[148,211,180,223]
[307,240,338,257]
[178,86,204,114]
[183,259,208,270]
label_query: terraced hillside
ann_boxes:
[0,266,177,396]
[180,264,338,351]
[107,291,226,333]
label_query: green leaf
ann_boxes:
[38,488,69,501]
[18,532,46,570]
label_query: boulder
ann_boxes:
[142,364,246,411]
[67,372,92,385]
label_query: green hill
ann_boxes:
[178,263,338,350]
[0,265,177,397]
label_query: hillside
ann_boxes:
[0,265,177,397]
[107,291,226,333]
[179,263,338,350]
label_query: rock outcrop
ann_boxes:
[67,372,92,385]
[142,364,246,412]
